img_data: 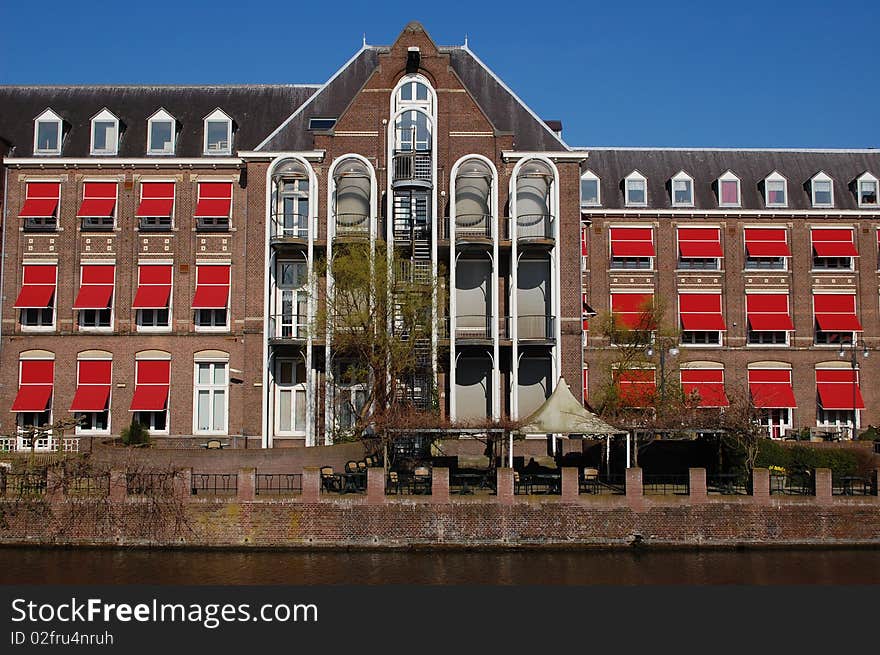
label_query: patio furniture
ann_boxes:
[387,471,402,494]
[320,466,341,493]
[580,467,599,494]
[513,471,527,495]
[357,460,368,474]
[344,460,359,474]
[413,466,432,494]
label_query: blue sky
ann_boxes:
[1,0,876,148]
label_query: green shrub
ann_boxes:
[120,420,150,446]
[755,441,858,478]
[857,425,880,441]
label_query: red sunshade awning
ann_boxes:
[744,228,791,257]
[679,294,726,330]
[610,227,654,257]
[750,384,797,408]
[678,228,723,258]
[617,369,656,407]
[816,371,865,410]
[130,385,170,411]
[11,385,53,412]
[73,265,115,309]
[136,182,175,217]
[14,265,57,308]
[814,294,861,331]
[812,229,857,257]
[132,265,173,309]
[192,265,230,309]
[681,369,729,407]
[610,293,654,330]
[77,182,117,217]
[70,385,110,412]
[746,294,794,331]
[19,182,61,218]
[194,182,232,217]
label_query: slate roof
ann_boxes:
[0,85,318,157]
[580,148,880,211]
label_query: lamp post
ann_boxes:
[646,342,679,405]
[838,336,868,439]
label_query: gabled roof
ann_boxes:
[0,85,318,157]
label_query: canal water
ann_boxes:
[2,547,879,584]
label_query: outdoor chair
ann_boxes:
[387,471,402,495]
[320,466,340,493]
[344,460,358,474]
[581,468,599,494]
[357,460,368,474]
[413,466,431,495]
[513,471,526,495]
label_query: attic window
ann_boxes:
[90,109,119,156]
[34,109,62,155]
[764,172,788,208]
[580,171,600,207]
[718,171,741,207]
[857,173,878,207]
[671,171,694,207]
[624,171,647,207]
[203,109,232,155]
[811,172,834,208]
[147,109,176,155]
[308,118,337,131]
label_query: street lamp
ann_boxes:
[838,336,868,438]
[646,342,679,405]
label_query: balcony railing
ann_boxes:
[516,314,556,341]
[455,213,493,240]
[269,314,309,341]
[333,212,370,237]
[454,315,493,340]
[515,213,555,241]
[392,151,432,184]
[396,260,432,285]
[271,212,309,241]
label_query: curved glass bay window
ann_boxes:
[272,160,311,240]
[515,160,554,241]
[332,158,371,237]
[454,159,493,239]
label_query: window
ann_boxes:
[73,265,115,331]
[19,181,61,231]
[77,181,117,230]
[615,368,656,407]
[744,228,790,270]
[194,181,232,231]
[813,294,861,345]
[717,171,741,207]
[333,361,368,431]
[12,357,54,443]
[816,367,864,438]
[764,172,787,207]
[746,293,793,346]
[609,292,655,344]
[857,173,878,207]
[194,361,228,434]
[193,264,231,331]
[274,259,309,339]
[395,76,434,114]
[71,358,111,435]
[308,118,337,130]
[134,411,167,432]
[811,172,834,207]
[679,293,725,346]
[14,264,56,331]
[147,109,176,155]
[671,171,694,207]
[203,109,232,155]
[133,264,172,331]
[609,226,654,269]
[136,181,175,230]
[89,109,119,156]
[680,367,729,408]
[811,228,856,270]
[130,357,170,434]
[748,368,796,438]
[33,109,62,155]
[275,175,310,239]
[624,171,647,207]
[580,171,600,207]
[275,359,307,435]
[677,227,722,270]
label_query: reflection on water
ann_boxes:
[2,547,880,585]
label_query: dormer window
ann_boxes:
[624,171,647,207]
[90,109,119,156]
[811,172,834,208]
[718,171,741,207]
[764,172,788,208]
[857,173,878,207]
[33,109,62,156]
[203,109,232,155]
[580,170,600,207]
[147,109,176,155]
[671,171,694,207]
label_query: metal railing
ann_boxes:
[454,315,493,340]
[191,473,238,495]
[516,315,556,341]
[832,475,874,496]
[0,471,47,497]
[126,472,176,496]
[643,474,690,495]
[770,473,815,496]
[515,213,554,240]
[707,473,751,495]
[396,259,432,285]
[65,474,110,497]
[255,473,303,495]
[270,212,310,241]
[268,314,309,341]
[333,213,370,236]
[392,151,432,183]
[455,214,493,240]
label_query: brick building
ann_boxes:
[0,22,877,450]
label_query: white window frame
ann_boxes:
[146,108,176,156]
[856,172,878,208]
[33,109,63,156]
[580,170,601,208]
[624,171,648,207]
[745,292,791,348]
[671,171,694,207]
[193,360,229,435]
[76,265,115,334]
[203,108,233,155]
[135,263,173,333]
[717,171,741,208]
[274,358,307,436]
[810,226,855,272]
[73,356,112,436]
[810,171,834,208]
[764,171,788,208]
[133,410,168,434]
[89,108,119,156]
[19,264,57,333]
[79,178,119,231]
[138,179,176,230]
[193,264,231,333]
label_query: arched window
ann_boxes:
[395,76,433,114]
[332,158,372,235]
[272,160,311,239]
[454,158,493,238]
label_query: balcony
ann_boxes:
[516,314,556,341]
[333,213,370,239]
[454,214,493,243]
[454,315,493,341]
[515,213,555,243]
[268,314,309,343]
[270,212,309,243]
[392,151,432,187]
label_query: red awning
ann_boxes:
[679,294,726,331]
[681,368,729,407]
[194,182,232,217]
[610,227,654,257]
[749,369,797,408]
[73,265,115,310]
[19,182,60,218]
[13,265,57,308]
[617,369,655,407]
[814,294,862,331]
[812,229,858,257]
[816,369,865,410]
[678,228,723,258]
[132,265,173,309]
[581,226,588,256]
[610,293,654,330]
[12,360,54,412]
[136,182,175,217]
[744,228,791,257]
[746,294,794,331]
[130,360,170,411]
[192,265,230,309]
[77,181,117,217]
[70,385,110,412]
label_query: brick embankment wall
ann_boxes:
[1,468,878,549]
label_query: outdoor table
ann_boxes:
[839,476,865,496]
[337,472,365,494]
[525,473,561,494]
[452,472,484,495]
